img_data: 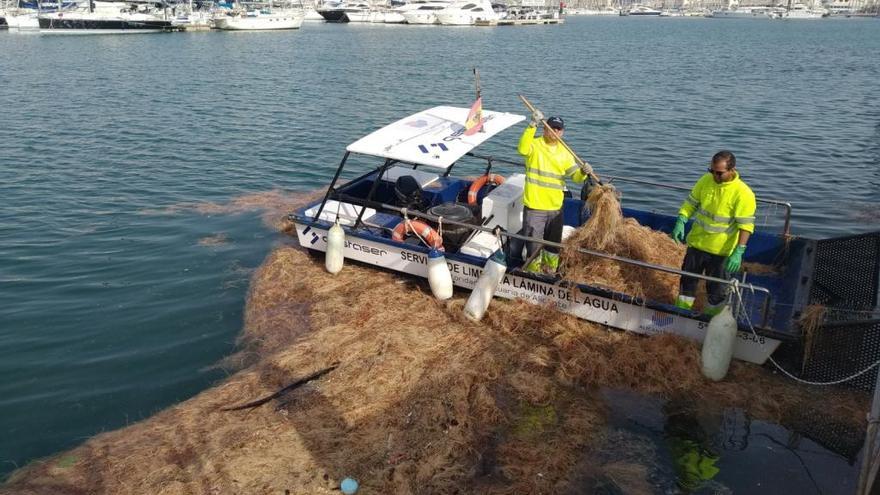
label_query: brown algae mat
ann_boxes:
[2,190,869,494]
[561,186,687,305]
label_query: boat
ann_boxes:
[316,1,371,21]
[5,0,82,31]
[782,2,828,18]
[400,0,450,23]
[435,0,500,25]
[5,12,40,30]
[710,6,774,18]
[37,1,172,33]
[623,4,662,15]
[213,2,305,30]
[288,104,880,376]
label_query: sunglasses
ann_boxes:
[708,168,728,176]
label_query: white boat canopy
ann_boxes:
[346,106,526,170]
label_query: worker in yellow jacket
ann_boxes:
[671,151,756,315]
[511,112,590,274]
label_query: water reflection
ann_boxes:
[600,388,860,494]
[664,399,724,493]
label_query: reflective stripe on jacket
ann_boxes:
[518,125,584,211]
[678,171,757,256]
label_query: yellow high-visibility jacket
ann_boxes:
[518,125,585,211]
[678,171,757,257]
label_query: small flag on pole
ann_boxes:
[464,97,483,136]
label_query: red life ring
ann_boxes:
[467,174,505,205]
[392,220,444,250]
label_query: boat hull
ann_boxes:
[293,221,781,365]
[402,11,439,23]
[37,17,171,32]
[317,8,348,21]
[213,14,304,30]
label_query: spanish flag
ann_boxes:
[463,97,483,136]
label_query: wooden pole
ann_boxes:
[518,94,602,185]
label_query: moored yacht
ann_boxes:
[213,7,305,29]
[400,0,449,23]
[624,4,662,15]
[38,1,172,33]
[783,2,827,18]
[710,6,773,18]
[5,11,41,30]
[316,1,371,21]
[435,0,500,25]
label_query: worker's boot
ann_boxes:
[675,295,695,311]
[524,250,544,274]
[541,251,560,274]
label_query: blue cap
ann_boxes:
[546,116,564,130]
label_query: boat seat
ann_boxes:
[394,175,425,210]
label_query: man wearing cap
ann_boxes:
[671,150,756,315]
[510,111,587,274]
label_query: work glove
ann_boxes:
[580,161,594,176]
[671,215,687,243]
[725,245,747,273]
[530,110,545,127]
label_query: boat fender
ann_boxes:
[392,220,444,250]
[467,174,505,205]
[427,248,453,300]
[700,304,737,381]
[463,249,507,321]
[325,220,345,274]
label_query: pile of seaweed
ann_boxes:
[561,186,687,304]
[1,191,867,495]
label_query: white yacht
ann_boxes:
[5,11,41,30]
[342,3,374,21]
[400,0,450,23]
[381,0,426,22]
[213,8,304,29]
[624,4,662,15]
[710,6,774,18]
[435,0,499,25]
[783,2,827,18]
[316,1,371,21]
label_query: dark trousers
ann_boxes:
[679,246,731,306]
[508,206,563,267]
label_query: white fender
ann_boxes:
[701,304,737,381]
[325,221,345,274]
[427,248,453,300]
[463,249,507,321]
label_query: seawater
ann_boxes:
[1,17,878,484]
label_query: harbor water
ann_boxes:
[1,16,879,488]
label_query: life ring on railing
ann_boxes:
[392,219,444,250]
[467,174,505,205]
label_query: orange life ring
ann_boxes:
[392,220,444,250]
[467,174,505,205]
